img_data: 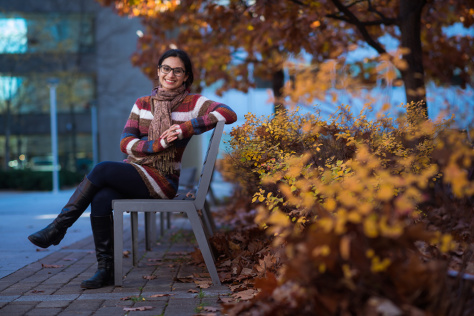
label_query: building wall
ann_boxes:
[93,4,152,162]
[0,0,152,169]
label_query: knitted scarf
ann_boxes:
[134,84,188,174]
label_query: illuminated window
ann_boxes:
[0,13,94,54]
[0,18,27,53]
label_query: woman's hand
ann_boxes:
[160,124,181,145]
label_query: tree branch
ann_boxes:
[329,0,387,54]
[286,0,309,7]
[367,0,398,25]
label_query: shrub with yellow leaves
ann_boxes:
[220,102,474,315]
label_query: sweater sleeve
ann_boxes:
[178,96,238,139]
[120,98,168,157]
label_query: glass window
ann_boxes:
[0,73,95,114]
[0,18,27,53]
[0,13,94,54]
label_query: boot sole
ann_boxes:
[80,279,114,289]
[28,235,51,249]
[28,235,63,249]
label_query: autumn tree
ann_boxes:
[97,0,473,116]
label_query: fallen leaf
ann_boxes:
[232,289,257,301]
[188,289,199,293]
[176,276,194,283]
[149,293,174,298]
[36,248,49,252]
[123,250,130,258]
[203,306,219,312]
[31,290,44,293]
[41,264,64,268]
[123,306,153,311]
[143,275,157,280]
[229,283,248,292]
[218,297,235,303]
[196,281,211,289]
[62,258,77,261]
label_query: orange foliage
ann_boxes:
[96,0,473,110]
[219,103,474,315]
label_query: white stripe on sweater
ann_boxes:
[210,111,226,122]
[132,103,154,120]
[126,139,139,155]
[172,96,209,121]
[132,163,167,199]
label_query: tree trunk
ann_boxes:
[272,69,285,113]
[399,0,428,119]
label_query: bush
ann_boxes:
[218,102,474,315]
[0,170,85,191]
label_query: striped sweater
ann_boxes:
[120,94,237,199]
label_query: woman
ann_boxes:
[28,49,237,289]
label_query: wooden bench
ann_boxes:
[112,121,225,286]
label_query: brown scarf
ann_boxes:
[133,84,188,174]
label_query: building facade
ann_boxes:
[0,0,152,173]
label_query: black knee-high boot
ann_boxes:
[81,215,114,289]
[28,177,99,248]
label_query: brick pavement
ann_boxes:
[0,215,230,316]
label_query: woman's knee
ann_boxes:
[87,161,116,185]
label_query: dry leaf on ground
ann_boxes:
[232,289,257,301]
[123,306,153,311]
[41,264,64,268]
[149,293,174,298]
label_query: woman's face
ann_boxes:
[157,56,189,91]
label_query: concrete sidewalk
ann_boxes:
[0,215,230,316]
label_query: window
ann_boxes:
[0,13,94,54]
[0,18,27,54]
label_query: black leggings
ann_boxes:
[86,161,151,216]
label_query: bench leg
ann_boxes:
[160,212,165,236]
[114,210,124,286]
[187,209,221,285]
[145,212,156,251]
[131,212,139,266]
[202,200,216,236]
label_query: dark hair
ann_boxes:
[157,49,194,88]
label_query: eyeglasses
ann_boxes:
[159,65,186,77]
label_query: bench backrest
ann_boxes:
[193,121,225,208]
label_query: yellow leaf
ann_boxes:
[377,183,394,201]
[317,217,334,233]
[340,236,351,260]
[312,245,330,257]
[324,198,337,212]
[267,209,291,227]
[363,216,378,238]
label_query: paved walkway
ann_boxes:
[0,215,230,316]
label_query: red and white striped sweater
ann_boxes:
[120,94,237,199]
